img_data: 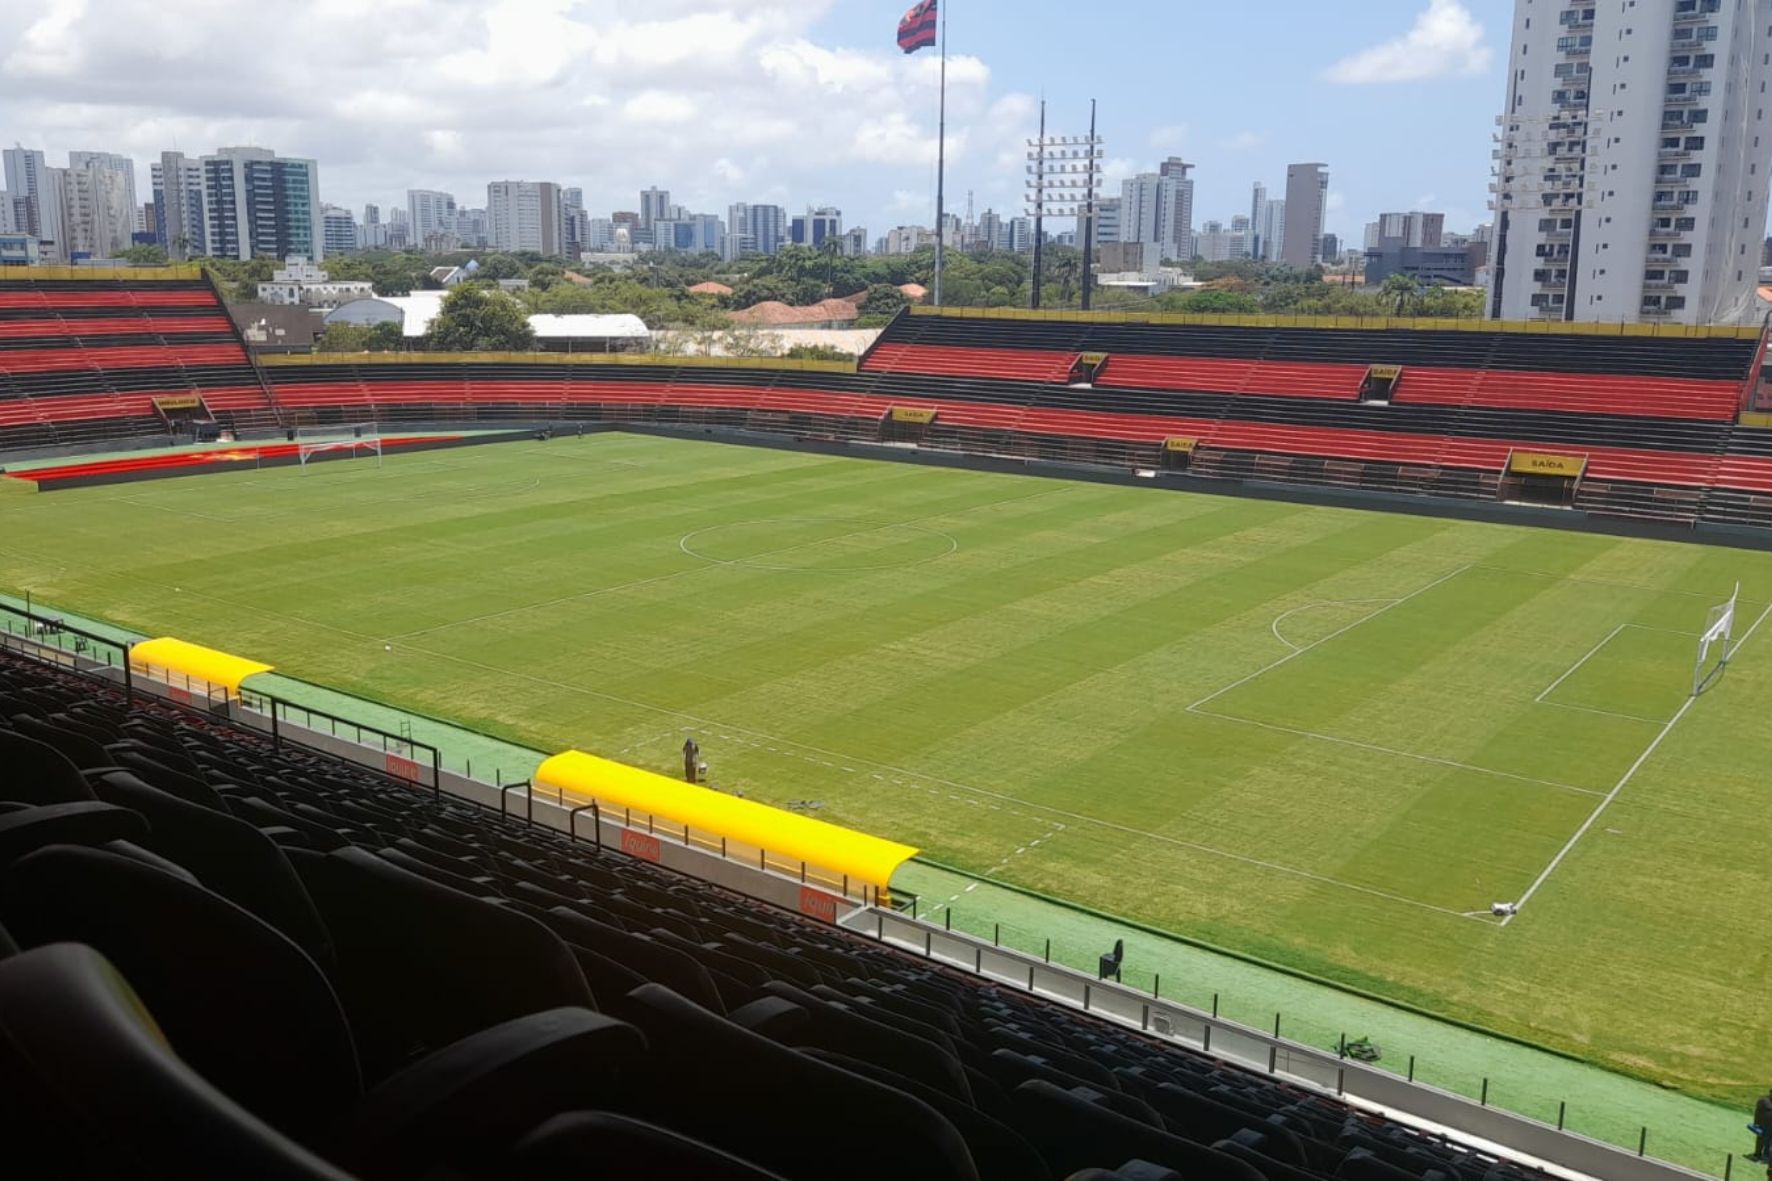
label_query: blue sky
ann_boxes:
[3,0,1506,242]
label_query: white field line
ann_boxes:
[1470,564,1750,602]
[1534,624,1628,705]
[1188,564,1471,713]
[1186,709,1604,798]
[383,482,1068,642]
[1536,700,1669,726]
[1269,596,1401,653]
[2,541,1488,922]
[1502,596,1772,925]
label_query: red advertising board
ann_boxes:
[798,886,839,924]
[620,829,662,863]
[385,753,421,783]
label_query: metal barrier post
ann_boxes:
[270,698,281,751]
[569,802,597,844]
[432,748,441,801]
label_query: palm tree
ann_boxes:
[1382,272,1420,316]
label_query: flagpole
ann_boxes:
[933,0,947,307]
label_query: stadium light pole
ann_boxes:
[1027,112,1104,312]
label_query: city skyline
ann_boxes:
[1,0,1523,247]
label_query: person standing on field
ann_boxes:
[1751,1086,1772,1162]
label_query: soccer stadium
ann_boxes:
[4,265,1772,1181]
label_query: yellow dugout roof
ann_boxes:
[536,749,919,891]
[128,637,273,694]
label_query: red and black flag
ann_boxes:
[897,0,938,54]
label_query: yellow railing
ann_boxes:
[907,304,1762,339]
[3,264,206,282]
[261,351,857,374]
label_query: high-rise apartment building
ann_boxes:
[321,205,358,254]
[151,152,206,259]
[68,152,141,233]
[1489,0,1772,323]
[639,187,671,231]
[3,148,63,258]
[1281,163,1328,269]
[790,207,842,248]
[1365,211,1445,250]
[487,181,564,255]
[725,203,787,258]
[1093,197,1122,246]
[1121,161,1194,260]
[58,161,134,258]
[1249,183,1268,260]
[199,147,321,261]
[406,190,458,251]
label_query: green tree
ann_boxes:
[474,254,524,281]
[1168,289,1263,314]
[316,324,373,353]
[1381,272,1420,315]
[426,285,536,352]
[120,244,169,266]
[366,320,406,351]
[859,283,910,318]
[784,344,854,362]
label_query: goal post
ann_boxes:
[1693,582,1739,696]
[296,423,383,472]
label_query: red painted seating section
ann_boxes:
[0,316,235,339]
[261,375,1772,494]
[1392,367,1738,421]
[1097,355,1370,399]
[861,343,1080,383]
[0,290,220,310]
[0,343,248,374]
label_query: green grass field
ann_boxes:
[4,433,1771,1108]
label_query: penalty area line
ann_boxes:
[1502,596,1772,925]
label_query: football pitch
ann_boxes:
[3,432,1770,1104]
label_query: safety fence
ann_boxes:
[851,903,1738,1181]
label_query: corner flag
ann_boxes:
[898,0,938,53]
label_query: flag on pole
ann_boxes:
[897,0,938,53]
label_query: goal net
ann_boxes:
[1693,582,1739,696]
[296,423,382,471]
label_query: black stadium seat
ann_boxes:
[0,644,1567,1181]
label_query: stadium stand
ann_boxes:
[7,269,1772,535]
[0,640,1565,1180]
[0,269,279,451]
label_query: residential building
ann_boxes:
[1321,233,1341,263]
[455,208,488,249]
[842,226,869,257]
[385,207,410,251]
[406,190,457,252]
[58,161,134,258]
[255,256,375,307]
[975,208,1004,251]
[151,152,206,259]
[1281,163,1328,269]
[639,186,670,230]
[1258,197,1286,264]
[200,147,322,261]
[725,203,787,258]
[1121,160,1193,260]
[1365,243,1485,287]
[1249,183,1268,259]
[486,180,564,255]
[1006,216,1035,254]
[0,233,40,266]
[1489,0,1772,323]
[1195,218,1253,263]
[650,213,723,254]
[321,205,358,254]
[68,152,141,233]
[1094,196,1122,246]
[1365,211,1445,250]
[790,207,842,248]
[3,148,62,259]
[0,192,11,235]
[883,225,934,255]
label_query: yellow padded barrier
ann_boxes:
[2,265,205,282]
[261,352,857,374]
[128,637,273,697]
[536,749,918,891]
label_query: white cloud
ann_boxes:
[1322,0,1491,85]
[0,0,1011,234]
[1221,130,1266,152]
[1148,124,1188,151]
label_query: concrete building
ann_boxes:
[68,152,140,233]
[1281,163,1328,269]
[406,190,457,252]
[1093,196,1122,246]
[1005,216,1035,254]
[1120,160,1193,261]
[255,256,375,307]
[151,152,206,259]
[58,161,134,259]
[790,207,843,248]
[321,205,358,255]
[1490,0,1772,324]
[1365,211,1445,251]
[1258,198,1286,264]
[486,180,564,255]
[1365,244,1485,288]
[650,213,723,254]
[0,233,42,266]
[3,148,62,260]
[883,225,934,255]
[200,147,322,261]
[726,203,787,258]
[639,187,671,231]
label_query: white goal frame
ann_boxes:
[297,424,383,472]
[1692,582,1739,696]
